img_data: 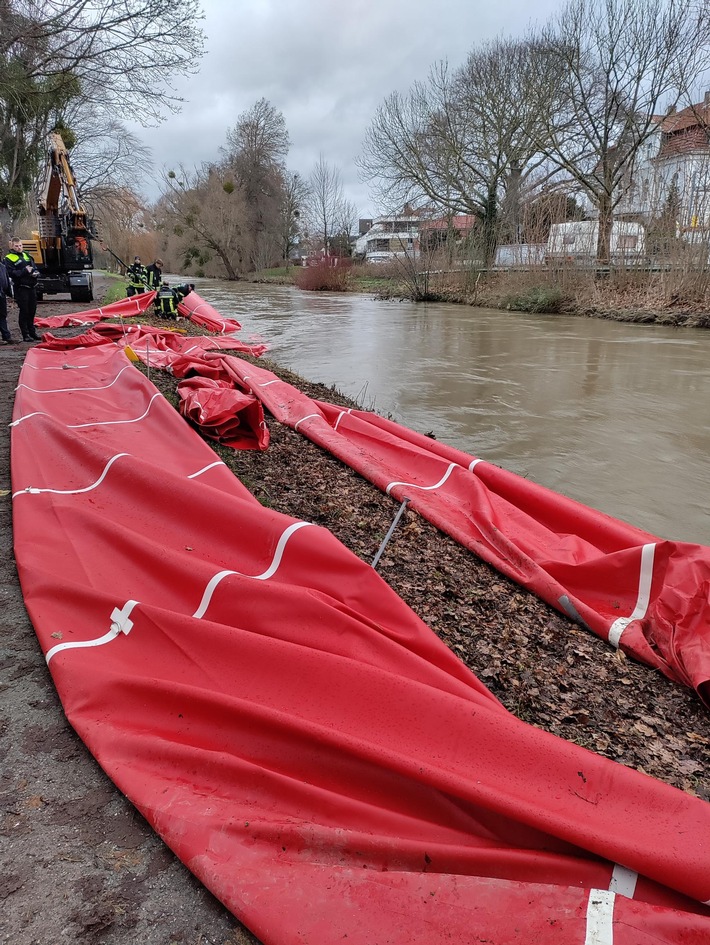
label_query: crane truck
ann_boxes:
[21,132,95,303]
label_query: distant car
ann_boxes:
[365,252,396,265]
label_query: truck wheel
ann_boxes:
[70,287,93,303]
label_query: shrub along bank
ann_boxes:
[247,260,710,327]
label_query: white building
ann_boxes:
[354,214,421,263]
[605,96,710,234]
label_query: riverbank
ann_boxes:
[245,263,710,327]
[2,283,709,943]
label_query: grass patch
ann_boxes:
[100,273,131,304]
[248,266,296,284]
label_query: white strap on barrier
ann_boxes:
[187,461,227,479]
[192,521,313,619]
[16,364,132,394]
[333,409,352,432]
[294,413,321,432]
[585,888,615,945]
[609,864,637,898]
[608,543,656,648]
[386,462,457,497]
[45,600,139,665]
[12,453,129,499]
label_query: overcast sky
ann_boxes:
[126,0,563,218]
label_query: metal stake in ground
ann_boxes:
[371,497,411,570]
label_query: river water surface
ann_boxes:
[189,279,710,546]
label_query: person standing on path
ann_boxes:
[126,256,148,296]
[146,258,163,291]
[0,259,15,344]
[4,237,41,342]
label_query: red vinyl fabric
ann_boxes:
[10,344,710,944]
[219,359,710,703]
[38,322,267,360]
[35,291,157,328]
[177,291,243,333]
[177,375,269,449]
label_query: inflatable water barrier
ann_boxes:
[10,332,710,943]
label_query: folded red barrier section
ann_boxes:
[177,375,269,450]
[10,344,710,944]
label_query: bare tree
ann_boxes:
[279,171,309,263]
[223,98,290,176]
[223,99,291,270]
[536,0,710,262]
[0,0,205,220]
[161,164,251,280]
[64,106,151,205]
[306,155,353,253]
[359,39,560,264]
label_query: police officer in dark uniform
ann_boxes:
[4,237,41,342]
[0,259,15,344]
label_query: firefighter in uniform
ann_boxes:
[126,256,148,296]
[146,258,163,291]
[155,281,178,319]
[173,283,195,303]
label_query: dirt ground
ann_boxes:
[2,276,710,944]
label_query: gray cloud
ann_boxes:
[126,0,561,216]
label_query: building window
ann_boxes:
[618,236,638,250]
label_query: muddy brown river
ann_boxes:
[189,279,710,546]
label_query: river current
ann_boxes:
[184,278,710,547]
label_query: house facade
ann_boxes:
[354,214,422,263]
[612,95,710,234]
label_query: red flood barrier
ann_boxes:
[9,343,710,943]
[222,358,710,703]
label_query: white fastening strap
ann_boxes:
[110,601,138,634]
[585,889,615,945]
[608,543,656,648]
[386,462,457,497]
[333,409,352,432]
[468,458,484,472]
[257,379,280,387]
[9,411,50,427]
[192,521,313,619]
[294,413,321,432]
[67,392,162,429]
[46,600,139,665]
[16,364,132,394]
[12,453,129,499]
[22,363,91,371]
[11,394,161,430]
[609,864,637,899]
[187,461,226,479]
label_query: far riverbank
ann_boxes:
[245,263,710,329]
